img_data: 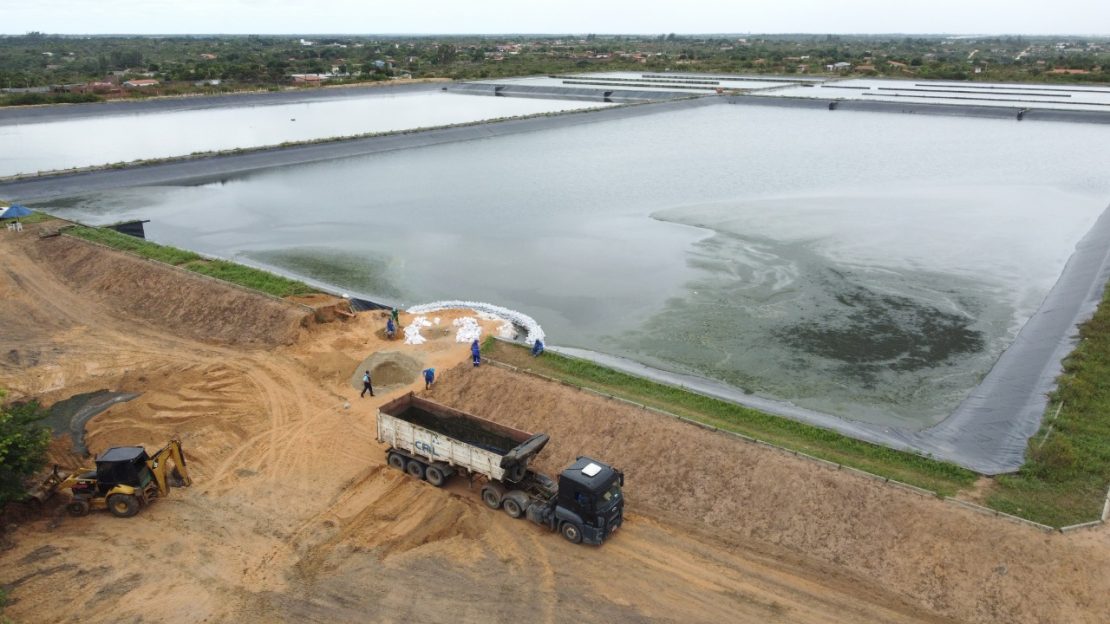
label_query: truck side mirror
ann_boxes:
[619,471,625,486]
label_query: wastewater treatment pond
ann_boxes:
[36,102,1110,431]
[0,89,607,177]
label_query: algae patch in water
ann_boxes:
[246,247,404,300]
[775,270,985,384]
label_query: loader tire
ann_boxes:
[107,494,140,518]
[66,500,90,517]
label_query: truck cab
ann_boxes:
[554,456,624,545]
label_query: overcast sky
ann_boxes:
[3,0,1109,36]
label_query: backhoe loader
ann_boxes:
[30,439,192,518]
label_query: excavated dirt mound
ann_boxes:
[34,235,310,347]
[350,351,422,390]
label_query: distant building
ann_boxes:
[87,81,119,93]
[123,79,159,88]
[826,61,852,71]
[290,74,327,85]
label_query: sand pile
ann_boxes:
[349,351,423,390]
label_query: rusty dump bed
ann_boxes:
[379,393,531,455]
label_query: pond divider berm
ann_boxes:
[0,81,446,126]
[0,96,717,201]
[725,93,1110,124]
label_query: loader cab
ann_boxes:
[557,457,624,544]
[95,447,153,496]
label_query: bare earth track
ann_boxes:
[1,222,1108,623]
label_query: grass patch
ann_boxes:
[985,284,1110,526]
[66,226,315,298]
[484,340,976,496]
[183,258,314,298]
[68,225,202,265]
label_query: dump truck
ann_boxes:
[377,393,623,545]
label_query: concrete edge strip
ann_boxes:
[1058,520,1103,533]
[942,497,1056,533]
[724,93,1110,124]
[59,232,316,314]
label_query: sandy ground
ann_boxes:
[1,222,1108,623]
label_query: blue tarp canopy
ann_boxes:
[0,204,32,219]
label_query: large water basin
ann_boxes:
[37,102,1110,430]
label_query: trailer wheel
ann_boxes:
[425,465,446,487]
[560,522,583,544]
[387,452,406,472]
[66,500,90,517]
[405,460,426,480]
[107,494,140,518]
[481,486,503,509]
[502,498,524,519]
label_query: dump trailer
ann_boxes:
[377,393,623,545]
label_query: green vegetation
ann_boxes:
[1,33,1106,104]
[15,210,55,224]
[0,91,101,106]
[987,285,1110,526]
[484,340,976,496]
[66,226,314,298]
[0,389,51,506]
[0,585,10,624]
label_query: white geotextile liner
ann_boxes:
[409,301,545,345]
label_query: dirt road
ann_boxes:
[1,222,1107,623]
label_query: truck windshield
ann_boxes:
[598,479,622,507]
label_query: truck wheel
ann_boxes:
[387,453,406,472]
[502,498,524,519]
[480,486,503,509]
[425,465,446,487]
[66,500,90,517]
[560,522,583,544]
[107,494,140,518]
[405,460,426,480]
